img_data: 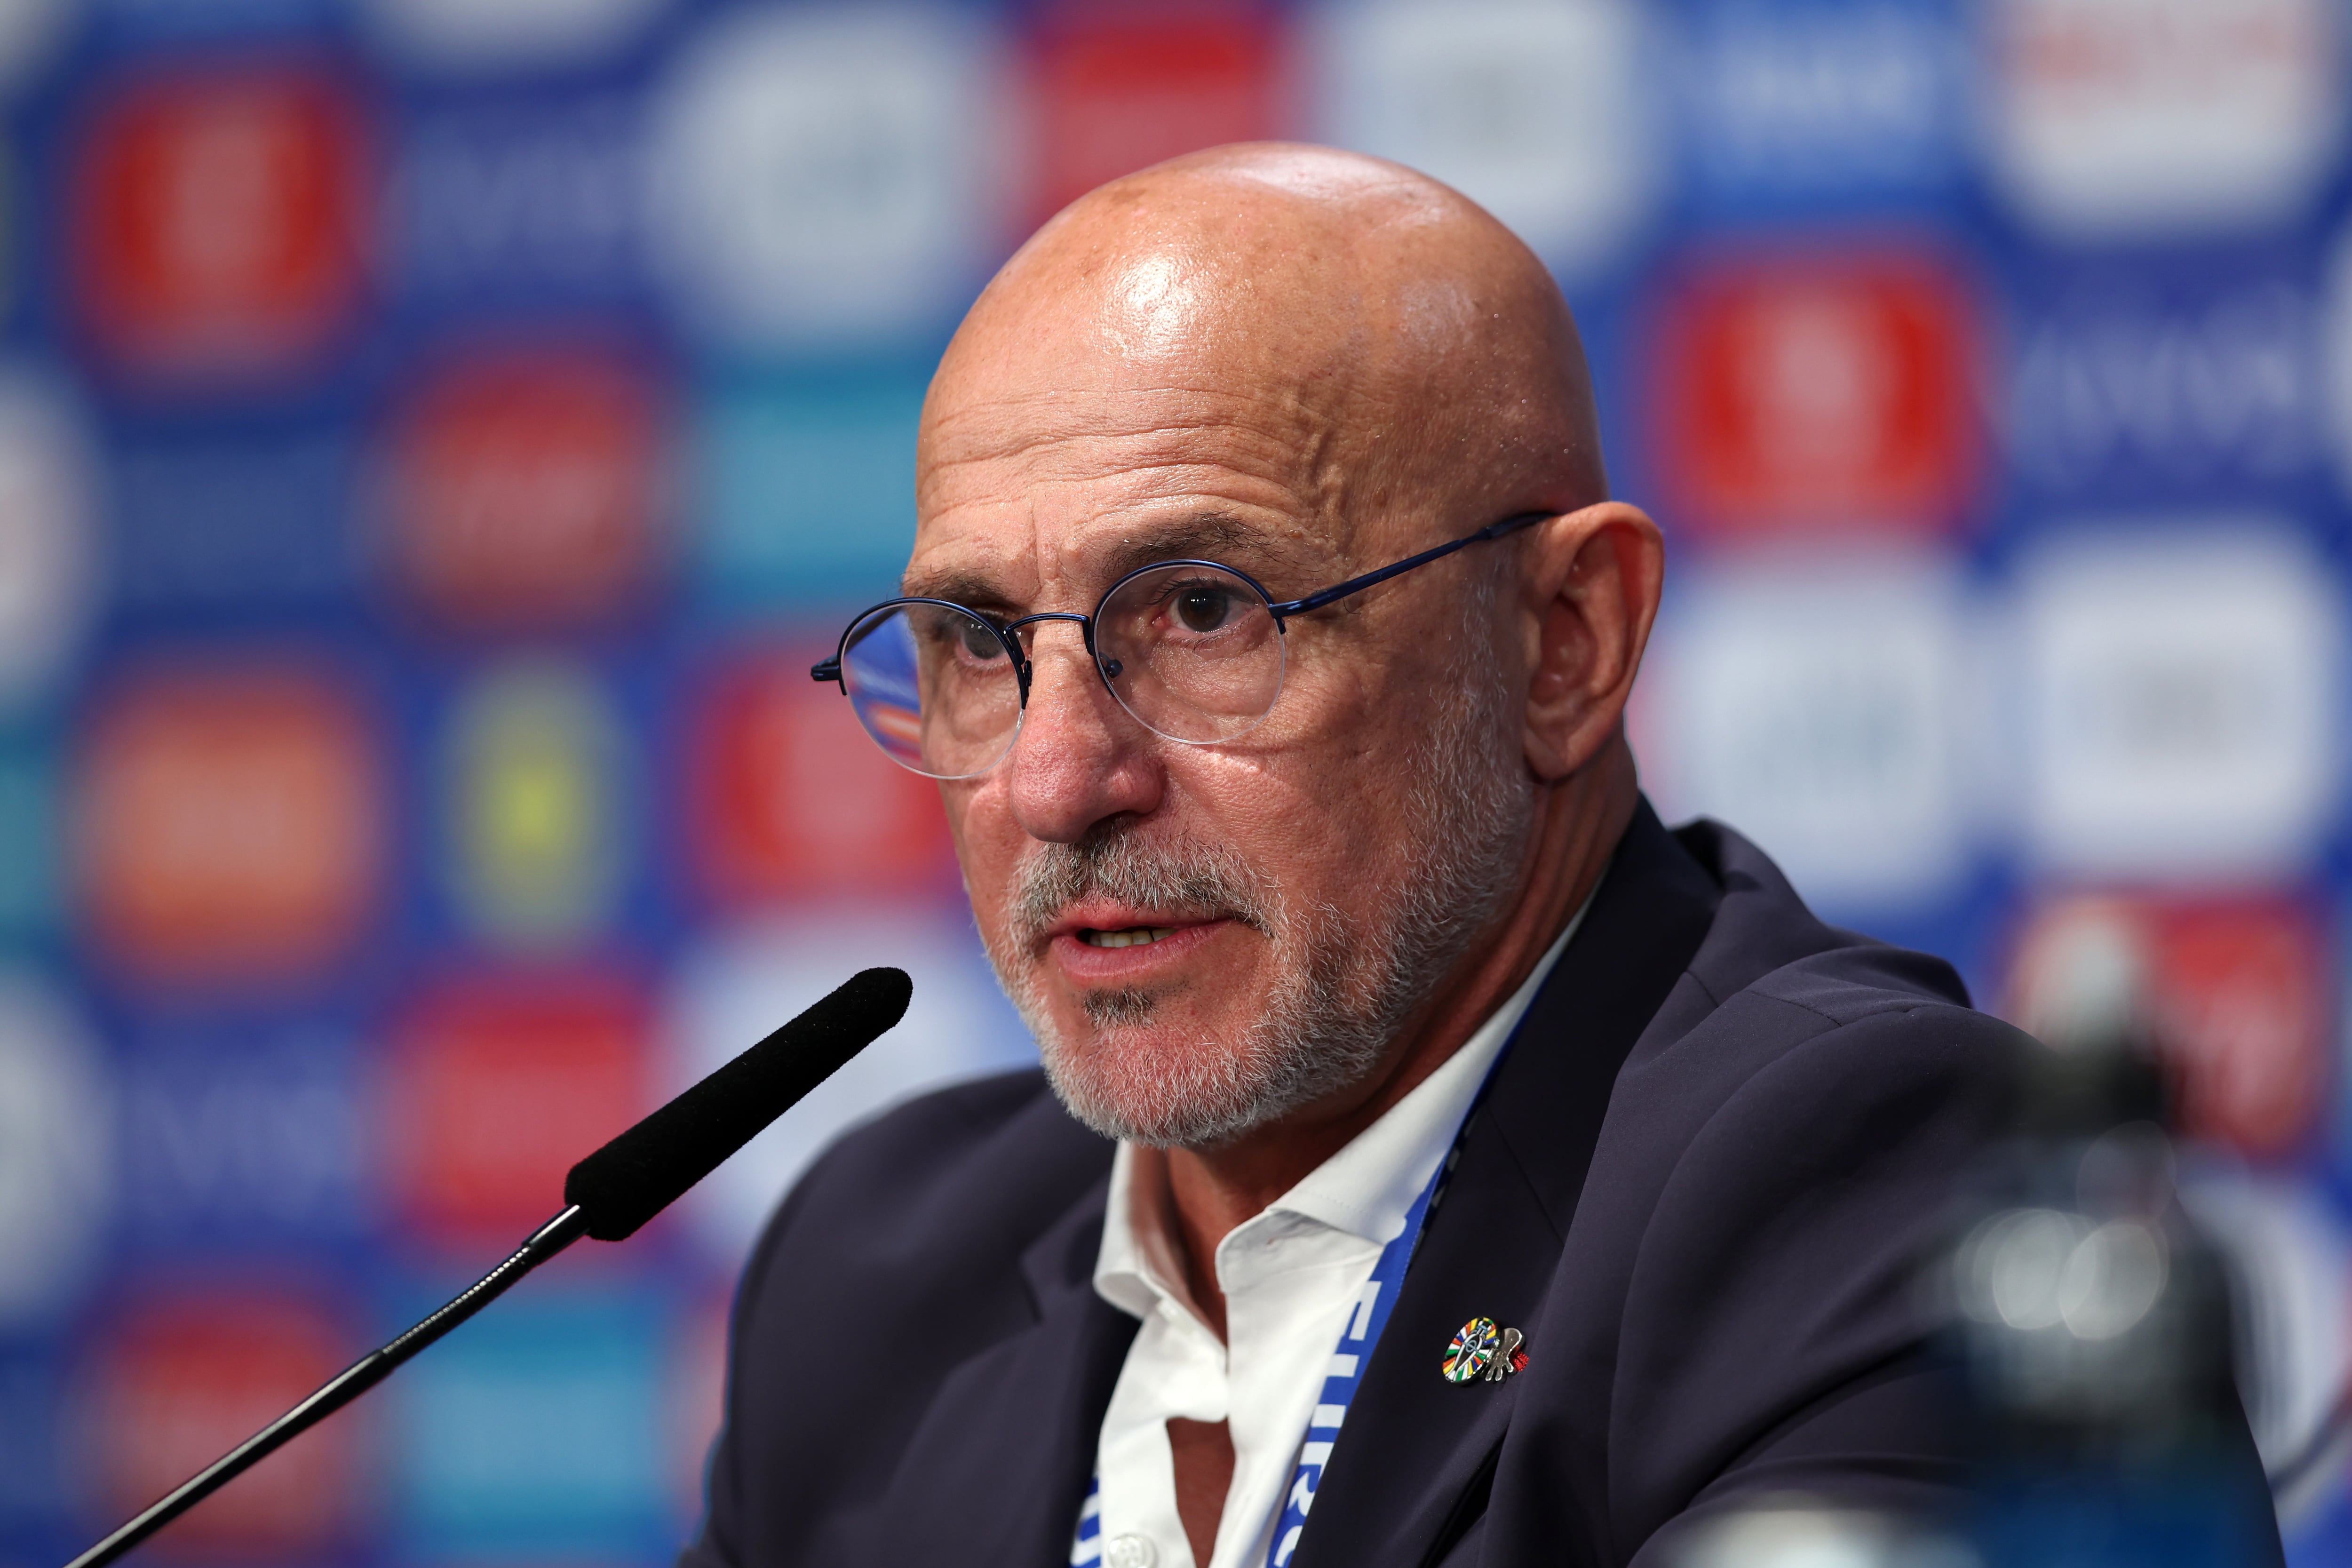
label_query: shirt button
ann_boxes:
[1104,1534,1158,1568]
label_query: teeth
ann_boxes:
[1084,927,1177,949]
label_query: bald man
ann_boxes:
[678,147,2264,1568]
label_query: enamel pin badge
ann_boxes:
[1441,1316,1528,1384]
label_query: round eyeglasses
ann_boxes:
[811,511,1550,780]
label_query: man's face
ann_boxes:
[910,247,1537,1146]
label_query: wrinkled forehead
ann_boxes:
[909,257,1383,608]
[907,382,1353,611]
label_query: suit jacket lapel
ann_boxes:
[1294,802,1723,1568]
[866,1173,1139,1567]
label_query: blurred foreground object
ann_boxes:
[1949,919,2280,1566]
[1672,1498,1972,1568]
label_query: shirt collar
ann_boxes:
[1093,897,1592,1320]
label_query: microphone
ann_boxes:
[65,966,913,1568]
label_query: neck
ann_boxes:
[1160,738,1640,1337]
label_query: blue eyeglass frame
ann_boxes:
[810,509,1551,698]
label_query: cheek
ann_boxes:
[1170,744,1418,906]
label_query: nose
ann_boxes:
[1004,622,1162,844]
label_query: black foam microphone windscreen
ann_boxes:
[564,965,913,1241]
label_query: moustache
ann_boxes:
[1010,830,1275,944]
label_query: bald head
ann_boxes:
[920,143,1606,557]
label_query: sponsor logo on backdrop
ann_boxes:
[0,973,110,1326]
[389,1293,668,1559]
[2010,267,2317,499]
[377,344,669,632]
[1684,0,1964,204]
[386,971,650,1246]
[1648,247,1979,541]
[364,0,668,72]
[1637,549,1971,913]
[1025,11,1283,225]
[70,61,371,383]
[0,371,95,713]
[77,662,384,989]
[119,1026,364,1241]
[442,658,630,950]
[649,3,1012,350]
[2014,525,2344,883]
[664,909,1036,1263]
[388,95,645,304]
[1308,0,1660,278]
[688,646,951,907]
[693,373,924,612]
[2010,895,2331,1157]
[1983,0,2344,239]
[114,428,355,611]
[76,1292,357,1554]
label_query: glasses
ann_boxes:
[812,510,1550,779]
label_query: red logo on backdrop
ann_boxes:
[688,651,952,906]
[1649,250,1979,541]
[2009,894,2329,1157]
[78,664,382,988]
[82,1293,356,1556]
[1027,13,1283,223]
[70,63,369,382]
[386,972,650,1245]
[379,346,668,632]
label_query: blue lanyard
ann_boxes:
[1071,1057,1502,1568]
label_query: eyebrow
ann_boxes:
[902,511,1322,614]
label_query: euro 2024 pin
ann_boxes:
[1441,1316,1528,1384]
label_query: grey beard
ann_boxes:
[983,642,1533,1150]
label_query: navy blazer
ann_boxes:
[680,804,2280,1567]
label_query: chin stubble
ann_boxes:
[985,598,1534,1149]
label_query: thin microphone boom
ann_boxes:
[64,966,913,1568]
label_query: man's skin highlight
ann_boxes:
[910,143,1664,1563]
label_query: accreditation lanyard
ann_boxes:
[1070,1052,1504,1568]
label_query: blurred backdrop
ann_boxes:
[1,0,2349,1563]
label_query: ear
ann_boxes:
[1517,502,1665,782]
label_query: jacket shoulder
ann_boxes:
[765,1066,1110,1273]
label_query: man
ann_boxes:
[680,145,2270,1568]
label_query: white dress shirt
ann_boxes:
[1081,909,1585,1568]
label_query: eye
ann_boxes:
[958,620,1005,660]
[1172,585,1235,634]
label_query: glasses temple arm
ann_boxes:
[1268,511,1551,618]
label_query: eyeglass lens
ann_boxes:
[835,563,1287,779]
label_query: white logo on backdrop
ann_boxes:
[663,909,1038,1267]
[1688,0,1961,196]
[1982,0,2344,239]
[1639,551,1972,914]
[366,0,670,72]
[0,971,111,1325]
[0,369,96,715]
[1307,0,1661,279]
[2014,524,2344,882]
[648,3,1013,351]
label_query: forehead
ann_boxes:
[906,379,1359,605]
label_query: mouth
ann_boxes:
[1080,926,1179,949]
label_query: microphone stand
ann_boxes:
[67,1205,590,1568]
